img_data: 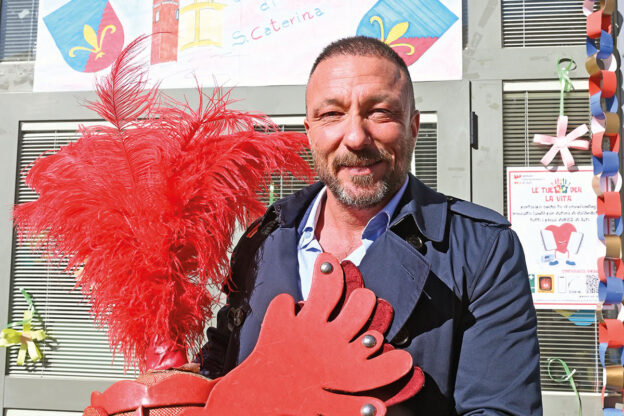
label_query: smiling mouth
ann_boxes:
[340,161,382,175]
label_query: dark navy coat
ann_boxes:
[199,174,542,415]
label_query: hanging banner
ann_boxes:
[507,167,599,309]
[33,0,462,92]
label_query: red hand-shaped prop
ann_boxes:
[84,254,418,416]
[339,261,424,407]
[190,253,414,416]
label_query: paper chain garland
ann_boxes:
[0,289,47,366]
[581,1,624,413]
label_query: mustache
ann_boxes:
[331,148,392,171]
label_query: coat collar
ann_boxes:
[391,174,447,243]
[273,174,448,242]
[269,174,446,342]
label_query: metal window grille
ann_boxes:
[413,122,437,191]
[260,119,438,204]
[502,87,592,214]
[9,122,131,378]
[9,117,438,378]
[0,0,39,61]
[503,87,598,392]
[502,0,594,47]
[537,310,599,392]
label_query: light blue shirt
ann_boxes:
[297,176,409,300]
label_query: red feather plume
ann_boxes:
[13,36,314,371]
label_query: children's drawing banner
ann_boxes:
[33,0,462,92]
[507,167,599,309]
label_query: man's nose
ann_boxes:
[342,115,371,150]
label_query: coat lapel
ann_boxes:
[359,231,431,342]
[238,226,301,363]
[359,174,447,341]
[255,227,302,302]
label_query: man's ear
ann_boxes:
[410,111,420,140]
[304,117,312,146]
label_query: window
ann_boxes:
[502,83,599,393]
[502,0,593,47]
[0,0,39,61]
[537,309,598,392]
[260,115,439,205]
[10,122,130,379]
[503,81,592,214]
[413,114,438,191]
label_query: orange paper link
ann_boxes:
[586,55,601,76]
[605,235,622,259]
[601,0,616,15]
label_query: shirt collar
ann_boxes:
[298,175,410,247]
[299,187,326,248]
[362,175,409,240]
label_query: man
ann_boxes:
[199,36,542,415]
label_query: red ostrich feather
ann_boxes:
[13,36,313,371]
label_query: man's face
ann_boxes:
[304,54,419,208]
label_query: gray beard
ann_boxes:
[312,145,408,209]
[319,170,392,209]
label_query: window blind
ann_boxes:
[261,119,438,204]
[9,124,130,378]
[502,0,594,47]
[10,116,438,378]
[0,0,39,61]
[503,87,598,393]
[537,310,599,392]
[503,88,592,214]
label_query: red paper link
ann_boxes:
[599,319,624,347]
[593,132,621,157]
[589,71,617,98]
[597,192,622,218]
[587,10,612,38]
[598,257,624,283]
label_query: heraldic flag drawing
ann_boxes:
[44,0,125,73]
[356,0,458,66]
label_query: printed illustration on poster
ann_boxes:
[33,0,462,91]
[507,167,598,309]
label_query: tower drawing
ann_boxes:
[151,0,180,64]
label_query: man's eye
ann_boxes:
[372,108,391,115]
[320,111,342,118]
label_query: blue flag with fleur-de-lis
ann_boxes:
[356,0,458,66]
[44,0,125,73]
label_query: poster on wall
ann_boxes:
[507,167,599,309]
[33,0,462,92]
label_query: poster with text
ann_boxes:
[507,167,598,309]
[33,0,462,92]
